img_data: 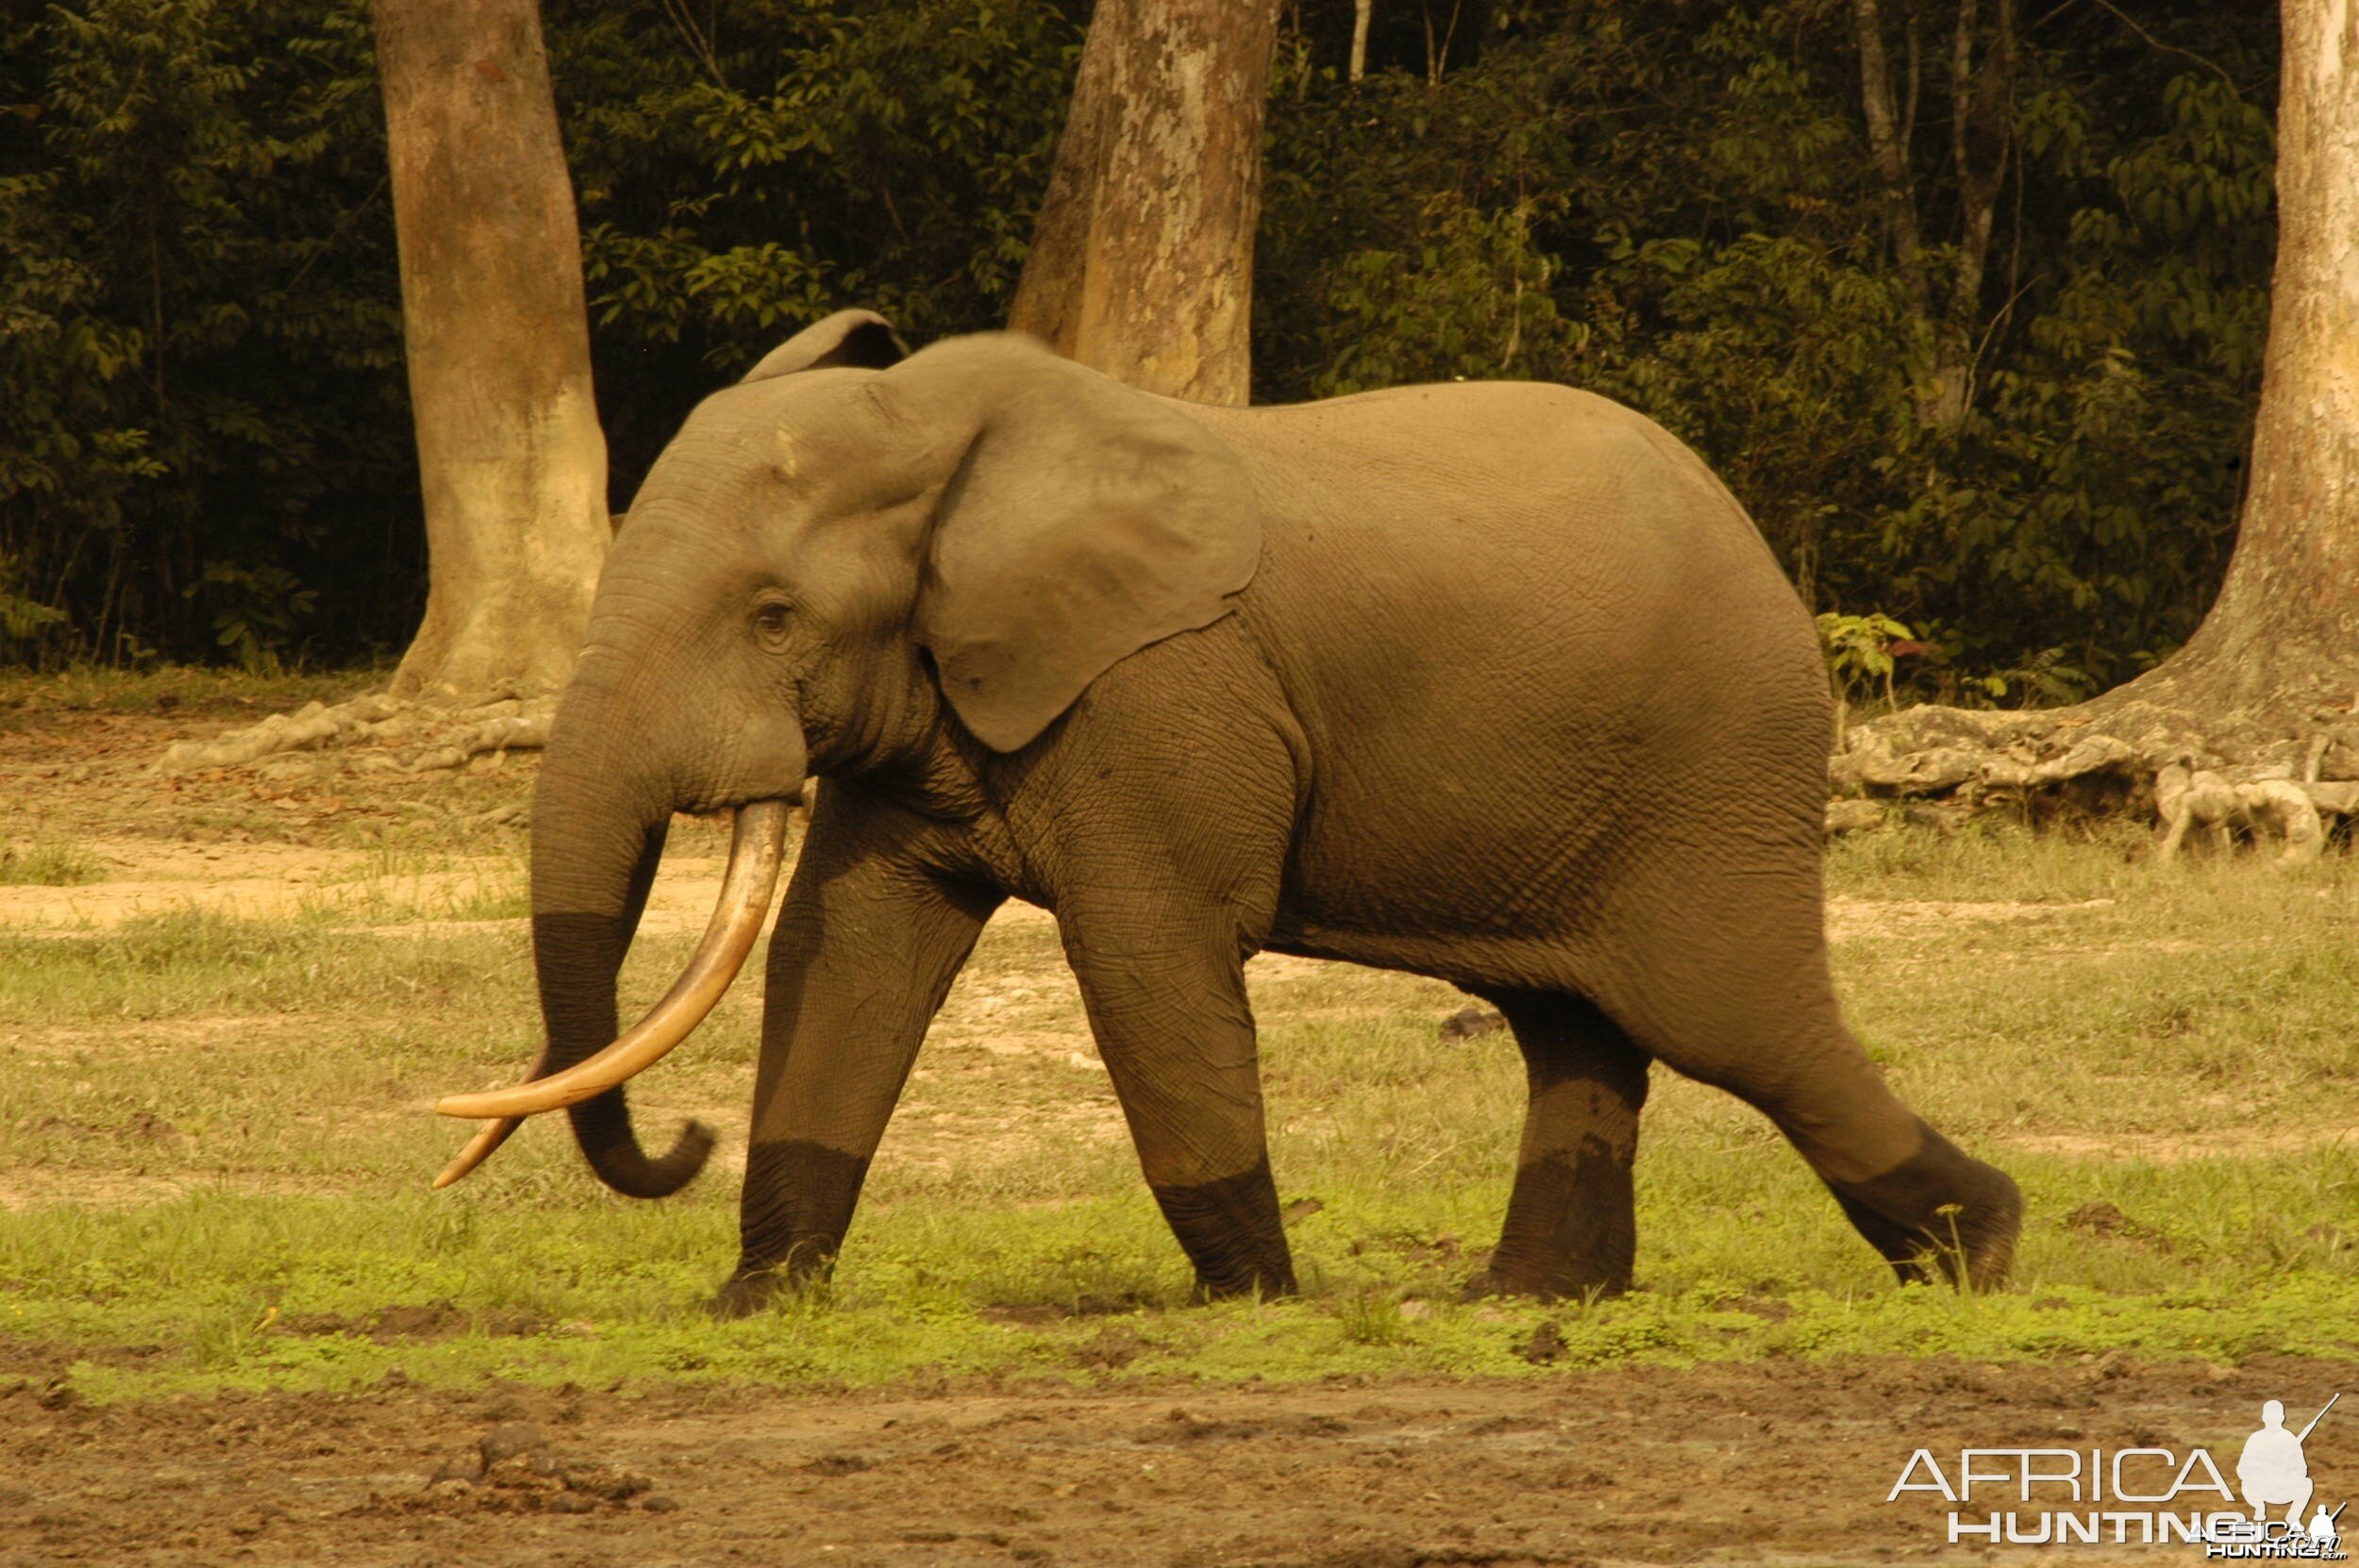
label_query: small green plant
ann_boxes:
[0,552,69,656]
[1914,1203,1979,1305]
[1816,611,1917,738]
[0,834,104,886]
[1975,646,2103,709]
[1336,1286,1408,1346]
[190,561,318,674]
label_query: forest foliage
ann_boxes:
[0,0,2277,697]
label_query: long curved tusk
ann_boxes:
[432,1109,527,1190]
[433,1041,547,1187]
[434,798,792,1127]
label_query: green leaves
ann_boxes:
[1,0,402,668]
[190,561,317,672]
[552,0,1077,492]
[0,0,2284,687]
[1,0,1082,669]
[1304,195,1581,395]
[1259,0,2276,699]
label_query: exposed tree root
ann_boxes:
[155,692,555,778]
[1827,673,2359,859]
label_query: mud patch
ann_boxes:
[401,1418,665,1517]
[1,1354,2352,1565]
[275,1302,546,1343]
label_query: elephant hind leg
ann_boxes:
[1720,1043,2017,1288]
[1465,991,1652,1301]
[1816,1113,2022,1289]
[1596,943,2020,1291]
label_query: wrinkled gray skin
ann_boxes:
[528,309,2021,1313]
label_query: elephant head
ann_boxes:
[432,310,1262,1193]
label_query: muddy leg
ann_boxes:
[1597,931,2020,1290]
[1684,1029,2020,1288]
[1062,910,1297,1301]
[1465,992,1651,1301]
[1815,1111,2024,1286]
[711,796,998,1317]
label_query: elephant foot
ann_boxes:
[1152,1158,1298,1305]
[1827,1126,2023,1291]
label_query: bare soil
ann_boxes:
[0,694,521,846]
[6,1352,2353,1567]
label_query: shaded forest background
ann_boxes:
[0,0,2278,702]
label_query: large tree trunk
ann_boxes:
[156,0,607,776]
[1835,7,2359,848]
[1008,0,1282,407]
[376,0,609,703]
[2135,7,2359,708]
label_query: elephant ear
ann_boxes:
[915,364,1262,753]
[742,309,908,382]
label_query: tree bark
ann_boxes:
[1008,0,1282,407]
[1835,6,2359,835]
[2132,3,2359,709]
[1852,0,2013,432]
[375,0,609,703]
[1853,0,1926,296]
[1931,0,2014,427]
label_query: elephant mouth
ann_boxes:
[428,798,794,1188]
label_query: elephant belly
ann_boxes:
[1265,802,1624,992]
[1255,638,1832,996]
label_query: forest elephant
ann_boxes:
[431,309,2022,1313]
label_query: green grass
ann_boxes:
[0,662,388,718]
[298,843,532,925]
[0,825,2353,1402]
[0,834,104,886]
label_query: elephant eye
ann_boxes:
[751,600,793,645]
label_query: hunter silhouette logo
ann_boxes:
[2238,1397,2335,1529]
[1883,1391,2345,1555]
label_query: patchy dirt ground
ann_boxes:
[0,830,748,940]
[5,1352,2352,1568]
[0,688,2130,943]
[0,833,2089,944]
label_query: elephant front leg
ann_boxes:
[713,817,997,1317]
[1064,916,1296,1300]
[1467,992,1652,1301]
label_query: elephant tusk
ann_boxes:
[432,797,792,1137]
[433,1042,549,1187]
[432,1110,527,1190]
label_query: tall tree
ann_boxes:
[2142,2,2359,709]
[375,0,608,702]
[1852,0,2017,431]
[1843,2,2359,841]
[160,0,606,773]
[1009,0,1282,406]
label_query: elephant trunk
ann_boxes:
[432,666,790,1196]
[544,792,709,1200]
